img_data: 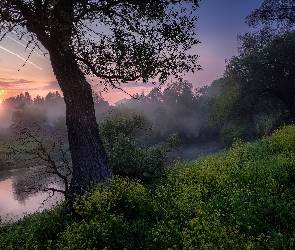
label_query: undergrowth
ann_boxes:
[1,125,295,249]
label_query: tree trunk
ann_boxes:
[49,50,113,205]
[285,101,295,123]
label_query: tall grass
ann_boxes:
[1,125,295,249]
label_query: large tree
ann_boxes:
[208,0,295,143]
[0,1,200,203]
[209,31,295,142]
[246,0,295,29]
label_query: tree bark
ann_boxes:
[49,50,113,204]
[21,0,113,207]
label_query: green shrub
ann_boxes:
[2,125,295,249]
[0,202,72,250]
[58,177,155,250]
[99,112,178,180]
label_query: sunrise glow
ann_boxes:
[0,0,264,105]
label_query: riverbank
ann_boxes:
[1,125,295,249]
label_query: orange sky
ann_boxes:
[0,0,264,105]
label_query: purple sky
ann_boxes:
[0,0,264,104]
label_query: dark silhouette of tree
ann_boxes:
[207,1,295,143]
[45,91,63,105]
[246,0,295,30]
[146,87,163,103]
[33,95,45,106]
[2,92,33,108]
[0,0,201,205]
[209,32,295,142]
[93,90,109,116]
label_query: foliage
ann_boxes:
[2,125,295,249]
[246,0,295,30]
[0,0,201,93]
[93,90,110,118]
[99,112,179,180]
[3,104,71,198]
[209,31,295,143]
[0,202,74,250]
[10,103,50,134]
[1,0,202,201]
[119,80,221,143]
[8,103,66,162]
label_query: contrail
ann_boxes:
[0,45,44,71]
[9,31,50,59]
[6,35,50,61]
[0,23,50,61]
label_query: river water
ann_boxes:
[0,142,224,224]
[0,168,64,224]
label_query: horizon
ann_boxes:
[0,0,264,105]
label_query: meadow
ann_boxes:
[1,125,295,249]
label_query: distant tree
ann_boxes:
[0,0,201,203]
[45,91,63,105]
[33,95,45,106]
[146,87,163,103]
[92,91,109,117]
[2,92,33,109]
[163,80,196,107]
[209,31,294,142]
[196,79,221,100]
[153,81,201,142]
[10,103,50,135]
[118,80,221,144]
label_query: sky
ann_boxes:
[0,0,264,105]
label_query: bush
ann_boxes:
[99,112,178,180]
[56,125,295,249]
[2,125,295,249]
[58,177,155,249]
[0,203,72,250]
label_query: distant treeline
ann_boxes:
[0,80,222,147]
[2,42,293,147]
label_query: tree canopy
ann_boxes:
[0,0,201,204]
[246,0,295,30]
[0,1,200,86]
[210,30,295,143]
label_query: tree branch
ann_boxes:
[74,55,140,81]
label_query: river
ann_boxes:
[0,142,224,224]
[0,168,64,224]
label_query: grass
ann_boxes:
[1,125,295,249]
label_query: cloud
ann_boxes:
[42,81,59,90]
[0,78,35,88]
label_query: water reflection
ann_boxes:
[0,168,64,223]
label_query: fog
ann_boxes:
[0,79,224,165]
[0,80,226,222]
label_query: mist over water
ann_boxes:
[170,141,225,162]
[0,81,223,221]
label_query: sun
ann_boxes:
[0,90,8,106]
